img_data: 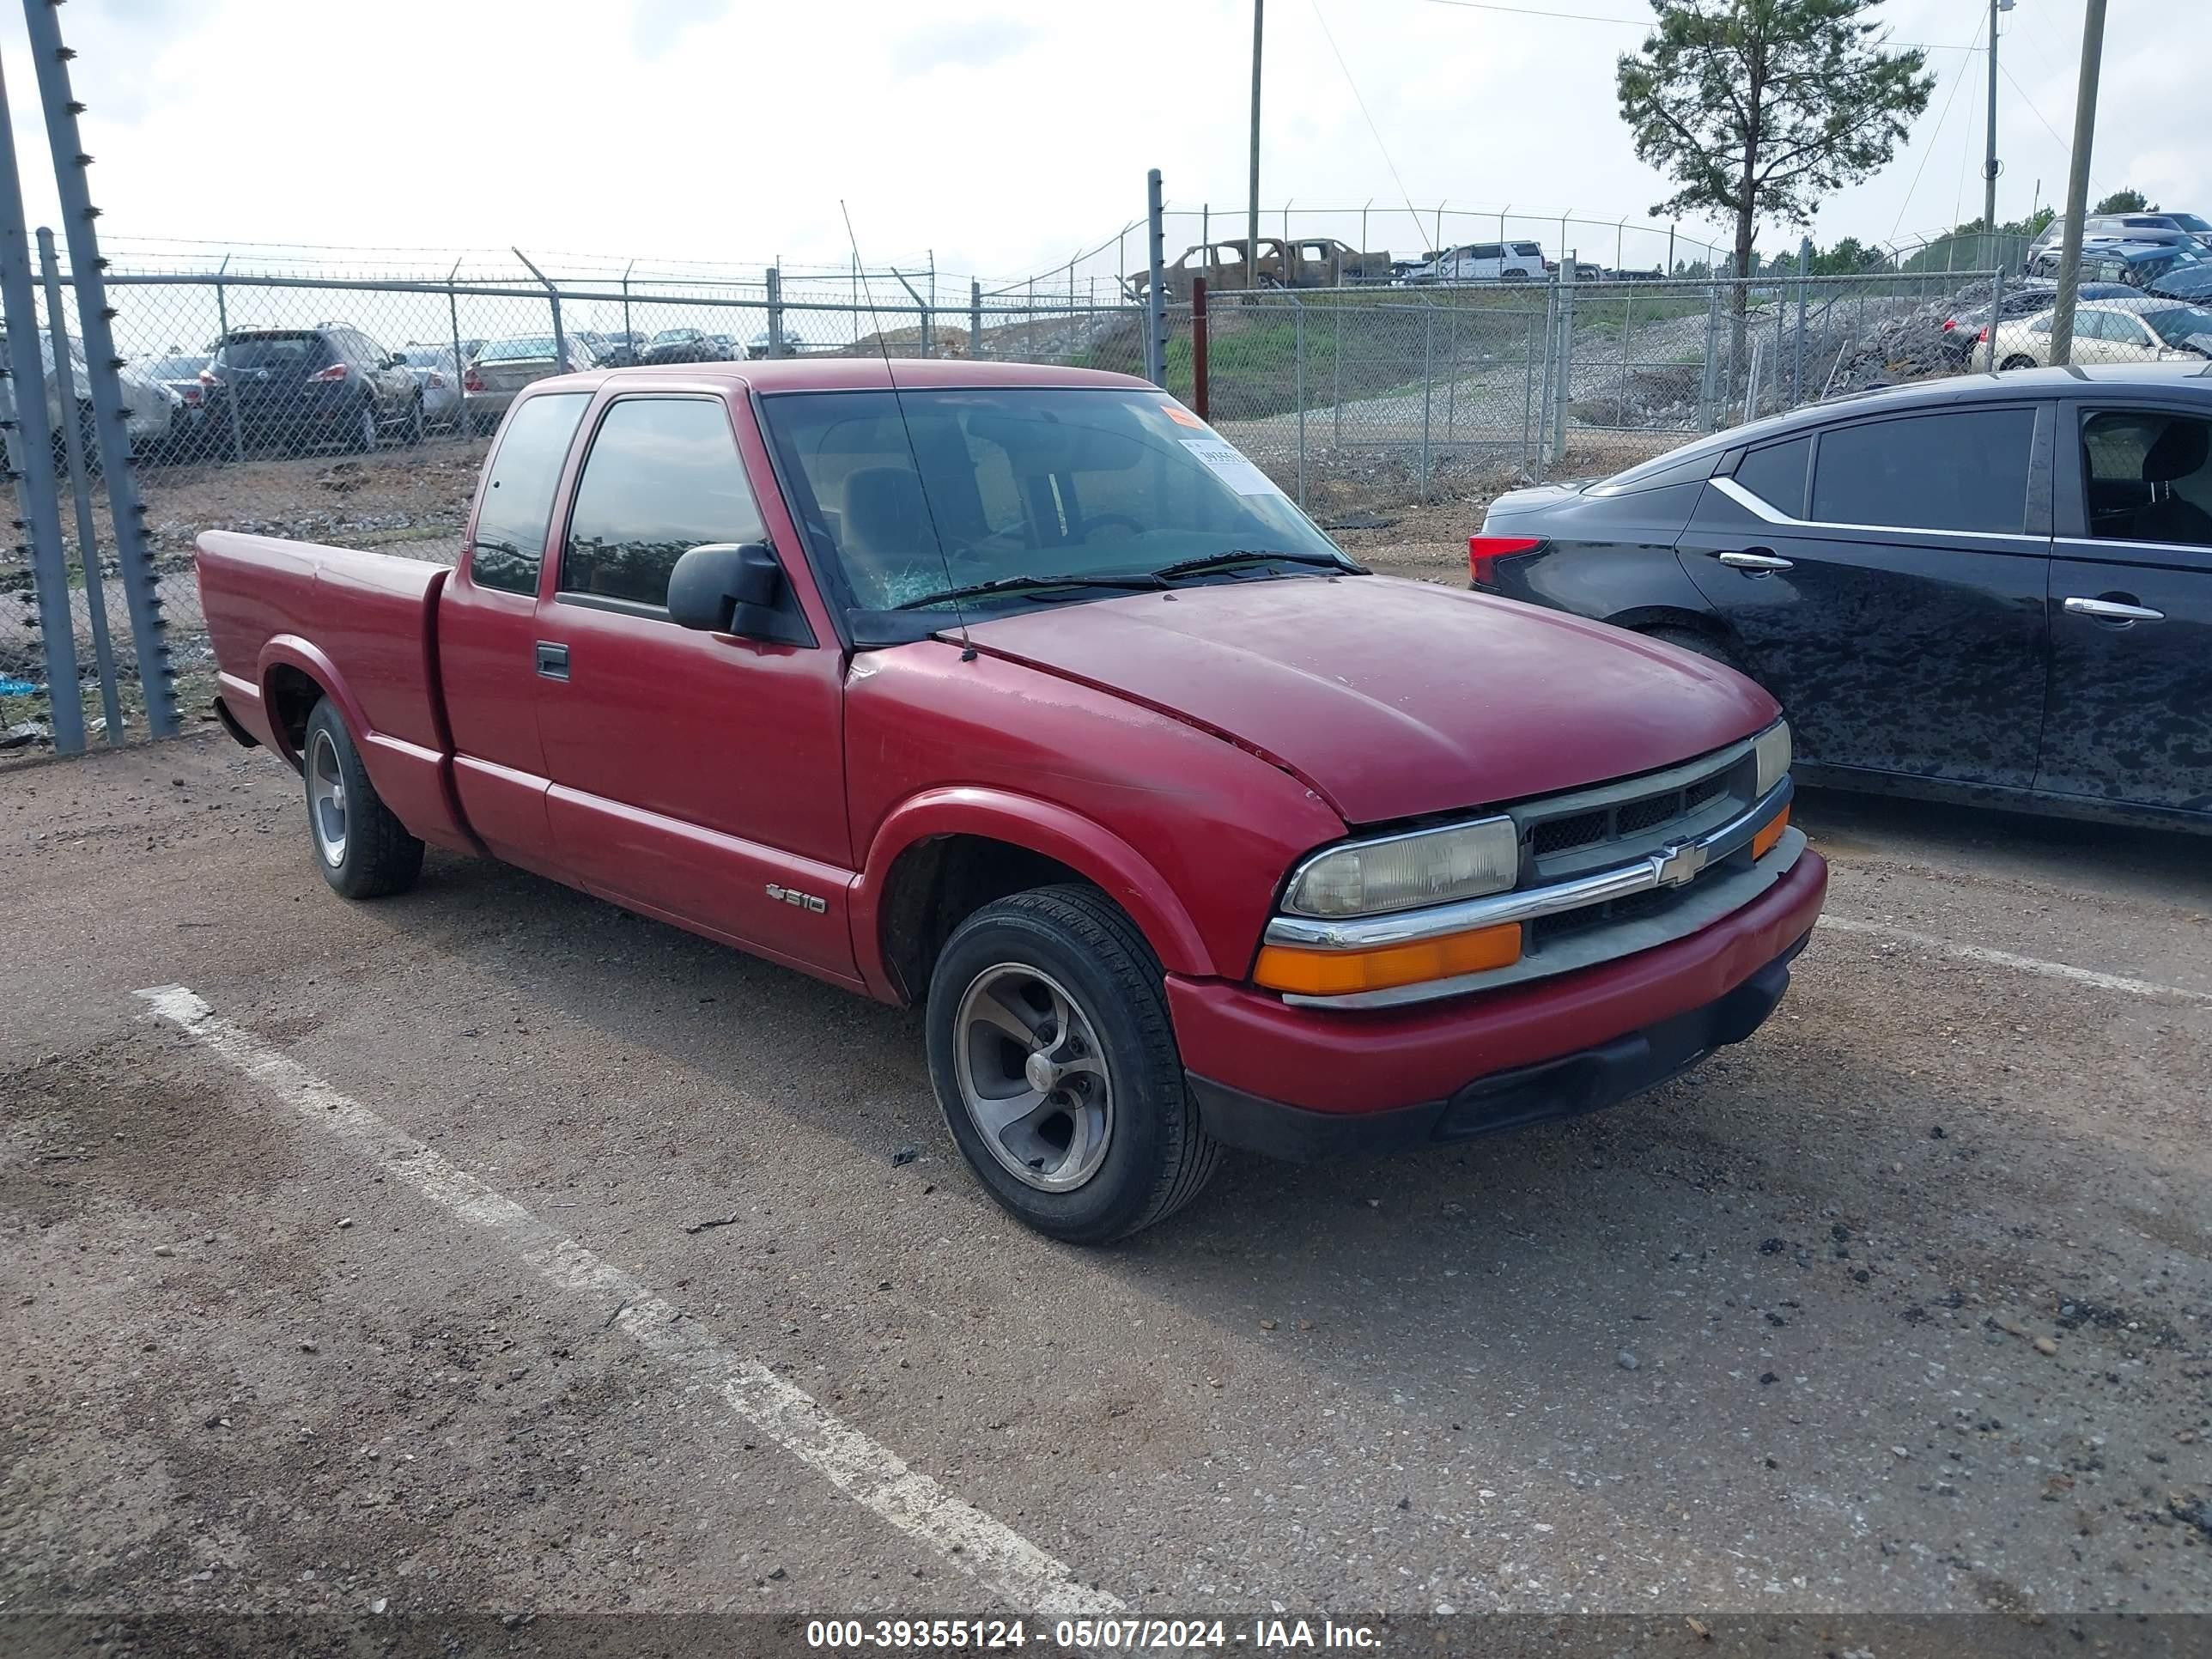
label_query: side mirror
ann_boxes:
[668,541,783,636]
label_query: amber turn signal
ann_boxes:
[1255,921,1523,997]
[1751,805,1791,861]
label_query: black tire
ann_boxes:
[301,698,423,899]
[1640,624,1747,675]
[352,399,380,453]
[2000,354,2036,372]
[404,393,425,447]
[925,884,1221,1244]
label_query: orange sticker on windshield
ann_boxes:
[1161,402,1208,429]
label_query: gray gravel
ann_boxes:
[3,736,2209,1633]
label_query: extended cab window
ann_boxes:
[561,397,765,610]
[471,392,589,594]
[1810,408,2036,535]
[2082,410,2212,547]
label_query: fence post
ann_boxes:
[1443,302,1458,444]
[1698,280,1722,429]
[1143,168,1167,388]
[1189,277,1208,419]
[1330,300,1343,450]
[0,86,83,752]
[1534,282,1557,473]
[621,258,635,360]
[514,247,563,368]
[21,10,174,738]
[1419,304,1434,499]
[969,279,983,359]
[216,252,244,460]
[38,226,118,741]
[1553,255,1577,464]
[1292,296,1306,509]
[765,265,786,360]
[1521,306,1537,472]
[447,257,466,439]
[1792,236,1811,406]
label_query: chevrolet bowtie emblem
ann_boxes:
[1652,839,1709,887]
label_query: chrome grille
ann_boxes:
[1511,737,1760,886]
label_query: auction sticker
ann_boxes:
[1181,437,1280,496]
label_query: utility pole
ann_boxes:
[2048,0,2106,367]
[1247,0,1262,290]
[1984,0,2013,265]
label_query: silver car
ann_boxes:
[398,345,465,433]
[462,334,599,433]
[1975,297,2212,371]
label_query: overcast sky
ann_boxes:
[0,0,2202,288]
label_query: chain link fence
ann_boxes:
[3,255,2009,763]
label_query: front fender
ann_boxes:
[850,787,1216,1000]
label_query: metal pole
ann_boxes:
[1419,306,1434,498]
[2048,0,2105,366]
[447,255,465,438]
[1145,167,1168,388]
[1331,299,1343,448]
[1292,297,1305,508]
[1190,278,1209,419]
[969,278,982,359]
[40,228,118,741]
[1990,263,2004,368]
[21,10,173,736]
[766,265,785,359]
[1435,201,1446,260]
[1984,0,2002,253]
[1444,303,1457,443]
[1535,281,1558,472]
[216,252,243,461]
[514,247,563,368]
[0,100,82,751]
[621,258,634,361]
[1247,0,1262,293]
[1698,279,1722,428]
[1668,222,1676,276]
[1792,237,1810,406]
[1554,255,1576,460]
[1521,307,1536,471]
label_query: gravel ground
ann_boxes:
[3,713,2209,1655]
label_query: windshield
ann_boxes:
[2144,306,2212,347]
[399,347,454,368]
[2170,215,2212,234]
[759,387,1350,613]
[478,337,561,362]
[216,333,322,369]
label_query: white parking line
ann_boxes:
[1817,915,2212,1005]
[134,984,1123,1620]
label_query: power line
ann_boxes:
[1308,0,1436,258]
[1416,0,1975,47]
[1888,33,1983,243]
[1996,58,2104,198]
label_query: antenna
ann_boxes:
[838,200,975,660]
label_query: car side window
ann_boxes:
[560,397,766,610]
[2081,410,2212,548]
[1810,408,2037,535]
[1733,436,1809,516]
[470,392,590,595]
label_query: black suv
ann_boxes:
[1468,367,2212,831]
[199,324,423,453]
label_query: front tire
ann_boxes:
[2000,354,2036,372]
[404,393,425,447]
[926,884,1220,1243]
[303,698,423,898]
[353,400,380,453]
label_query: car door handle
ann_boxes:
[2063,596,2164,624]
[535,641,570,680]
[1717,550,1795,571]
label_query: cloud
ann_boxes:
[629,0,732,60]
[889,19,1037,77]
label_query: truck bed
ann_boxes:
[198,532,470,851]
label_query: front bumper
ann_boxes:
[1168,845,1826,1136]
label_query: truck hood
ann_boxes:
[961,575,1778,824]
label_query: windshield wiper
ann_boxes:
[1151,548,1367,581]
[892,571,1169,610]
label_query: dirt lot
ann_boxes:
[4,701,2210,1656]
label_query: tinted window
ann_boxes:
[1512,242,1543,257]
[1810,409,2036,534]
[561,398,764,609]
[216,332,322,370]
[2082,410,2212,547]
[471,392,589,594]
[1735,436,1809,515]
[1470,244,1504,260]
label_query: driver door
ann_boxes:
[532,389,859,981]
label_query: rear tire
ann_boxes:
[403,393,425,447]
[353,400,380,453]
[926,884,1220,1244]
[302,698,423,899]
[1999,354,2036,372]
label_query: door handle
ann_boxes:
[535,641,570,680]
[2063,596,2164,624]
[1717,550,1795,572]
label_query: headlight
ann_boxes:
[1285,816,1520,919]
[1753,720,1791,797]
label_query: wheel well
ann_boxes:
[263,665,325,766]
[879,835,1096,1004]
[1608,605,1732,647]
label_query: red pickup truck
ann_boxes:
[198,359,1826,1242]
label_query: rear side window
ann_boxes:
[471,392,589,594]
[1734,436,1809,516]
[1810,408,2037,535]
[1512,242,1543,257]
[560,398,766,610]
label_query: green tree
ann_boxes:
[2094,189,2154,214]
[1617,0,1933,358]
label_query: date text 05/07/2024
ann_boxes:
[804,1617,1384,1650]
